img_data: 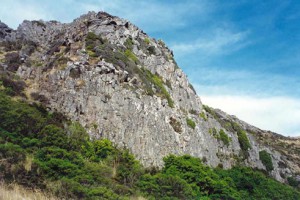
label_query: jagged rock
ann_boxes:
[0,11,299,183]
[0,21,13,40]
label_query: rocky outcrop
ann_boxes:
[0,21,13,40]
[0,11,299,184]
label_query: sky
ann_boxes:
[1,0,300,136]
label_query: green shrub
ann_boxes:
[186,118,196,129]
[237,129,251,154]
[144,38,150,44]
[219,129,231,146]
[200,112,207,121]
[259,150,274,172]
[287,176,299,187]
[141,68,174,108]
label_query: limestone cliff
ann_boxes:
[0,11,299,184]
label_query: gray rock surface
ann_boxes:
[1,11,299,183]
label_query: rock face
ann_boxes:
[0,11,299,183]
[0,21,13,39]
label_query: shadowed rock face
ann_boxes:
[0,21,13,39]
[0,11,299,183]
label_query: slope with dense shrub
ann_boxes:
[0,78,299,199]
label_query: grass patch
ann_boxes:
[125,49,139,63]
[219,129,231,146]
[144,38,150,45]
[140,68,174,108]
[186,118,196,129]
[199,112,207,121]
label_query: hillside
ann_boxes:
[0,89,299,199]
[0,11,300,198]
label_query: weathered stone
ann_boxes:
[1,11,299,183]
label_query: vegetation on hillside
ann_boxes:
[0,77,299,199]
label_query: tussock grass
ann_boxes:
[0,182,58,200]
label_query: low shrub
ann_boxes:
[259,150,274,172]
[219,129,231,146]
[186,118,196,129]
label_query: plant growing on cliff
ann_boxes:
[199,111,207,121]
[219,129,231,146]
[237,129,251,153]
[186,118,196,129]
[124,49,139,63]
[259,150,274,172]
[141,68,174,108]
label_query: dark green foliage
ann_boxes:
[138,173,195,199]
[216,167,300,200]
[147,46,156,55]
[0,90,140,199]
[219,129,231,146]
[287,176,299,187]
[259,150,274,172]
[139,155,241,199]
[116,150,143,187]
[237,129,251,154]
[186,118,196,129]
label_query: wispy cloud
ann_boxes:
[0,0,53,28]
[79,0,212,33]
[201,95,300,137]
[0,0,212,33]
[171,29,250,55]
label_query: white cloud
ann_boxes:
[0,0,54,28]
[171,29,250,55]
[79,0,211,33]
[0,0,211,32]
[201,95,300,137]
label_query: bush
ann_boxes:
[219,129,231,146]
[259,150,274,172]
[287,176,299,187]
[237,129,251,155]
[141,68,174,108]
[186,118,196,129]
[199,112,207,121]
[144,38,150,44]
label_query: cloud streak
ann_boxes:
[201,95,300,137]
[171,29,250,55]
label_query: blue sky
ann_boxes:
[1,0,300,136]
